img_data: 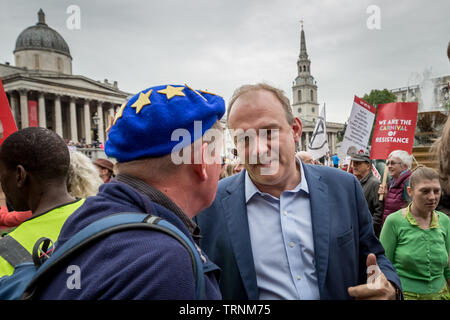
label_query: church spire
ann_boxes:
[292,21,318,123]
[297,21,311,76]
[299,20,308,60]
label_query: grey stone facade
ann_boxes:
[0,10,131,145]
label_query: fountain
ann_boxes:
[412,68,449,146]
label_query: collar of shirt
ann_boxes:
[245,157,309,203]
[405,203,440,229]
[359,171,373,184]
[390,169,410,187]
[114,173,201,240]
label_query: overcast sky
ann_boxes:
[0,0,449,123]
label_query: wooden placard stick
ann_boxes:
[379,161,389,201]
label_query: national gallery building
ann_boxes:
[0,10,130,145]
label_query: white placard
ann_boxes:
[339,96,376,156]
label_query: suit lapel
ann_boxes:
[222,171,259,299]
[303,165,330,295]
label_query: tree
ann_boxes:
[363,89,397,107]
[444,100,450,111]
[362,89,397,145]
[337,121,347,142]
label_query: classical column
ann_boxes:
[38,92,46,128]
[327,133,330,152]
[10,94,18,126]
[97,101,105,143]
[108,106,115,125]
[19,89,28,129]
[54,94,63,137]
[305,132,310,148]
[329,133,333,154]
[84,99,92,145]
[332,133,336,154]
[69,97,78,142]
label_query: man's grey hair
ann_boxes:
[227,83,294,125]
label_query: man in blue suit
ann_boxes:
[196,83,402,300]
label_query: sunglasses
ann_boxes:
[386,161,401,166]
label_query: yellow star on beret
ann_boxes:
[113,101,127,125]
[157,85,185,100]
[131,89,152,114]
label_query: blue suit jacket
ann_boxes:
[195,164,401,300]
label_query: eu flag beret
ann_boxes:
[105,84,225,162]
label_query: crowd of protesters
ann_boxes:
[66,139,103,149]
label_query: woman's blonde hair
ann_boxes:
[67,151,103,198]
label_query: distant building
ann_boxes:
[0,9,131,145]
[390,75,450,111]
[291,23,344,154]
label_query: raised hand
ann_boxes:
[347,253,396,300]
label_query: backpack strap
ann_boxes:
[22,213,204,300]
[150,216,205,299]
[0,236,32,268]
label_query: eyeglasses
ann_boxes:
[386,161,401,166]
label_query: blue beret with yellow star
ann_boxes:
[105,84,225,162]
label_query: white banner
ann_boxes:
[307,104,329,160]
[372,163,381,181]
[339,96,376,157]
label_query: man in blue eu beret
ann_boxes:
[37,84,225,300]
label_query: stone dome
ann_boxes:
[14,9,71,58]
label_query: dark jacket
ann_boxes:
[359,171,383,237]
[437,191,450,216]
[37,177,221,299]
[195,165,401,300]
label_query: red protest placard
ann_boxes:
[370,102,418,159]
[28,100,38,127]
[0,77,18,146]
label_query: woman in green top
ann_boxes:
[380,166,450,300]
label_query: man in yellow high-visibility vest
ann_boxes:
[0,127,84,277]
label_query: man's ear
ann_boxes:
[16,165,28,188]
[192,142,208,181]
[292,117,303,143]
